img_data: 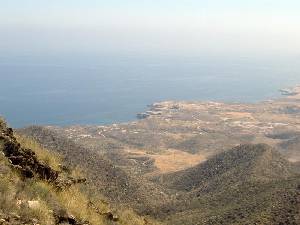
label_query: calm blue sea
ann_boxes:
[1,54,300,128]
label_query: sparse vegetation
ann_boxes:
[19,124,300,225]
[0,120,161,225]
[16,134,62,171]
[19,125,173,216]
[155,144,300,225]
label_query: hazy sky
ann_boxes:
[1,1,300,58]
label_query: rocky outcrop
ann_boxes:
[280,88,298,96]
[137,113,150,119]
[0,120,88,191]
[87,201,119,222]
[137,111,162,119]
[0,212,40,225]
[55,177,86,190]
[54,209,89,225]
[0,120,90,225]
[0,122,58,181]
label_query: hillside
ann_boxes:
[157,144,295,191]
[19,125,173,216]
[0,118,160,225]
[155,144,300,225]
[280,136,300,162]
[17,123,300,225]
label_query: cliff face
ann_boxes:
[0,119,160,225]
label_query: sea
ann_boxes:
[1,54,300,128]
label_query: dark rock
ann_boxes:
[137,113,150,119]
[55,177,86,190]
[103,212,119,222]
[21,166,34,178]
[54,210,78,225]
[0,124,59,182]
[58,164,71,173]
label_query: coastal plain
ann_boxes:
[38,86,300,175]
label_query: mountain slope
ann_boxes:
[158,144,295,192]
[154,144,300,225]
[19,125,300,225]
[279,135,300,162]
[19,126,173,215]
[0,118,160,225]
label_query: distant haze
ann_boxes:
[1,1,300,127]
[1,1,300,57]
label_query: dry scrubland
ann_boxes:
[0,118,160,225]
